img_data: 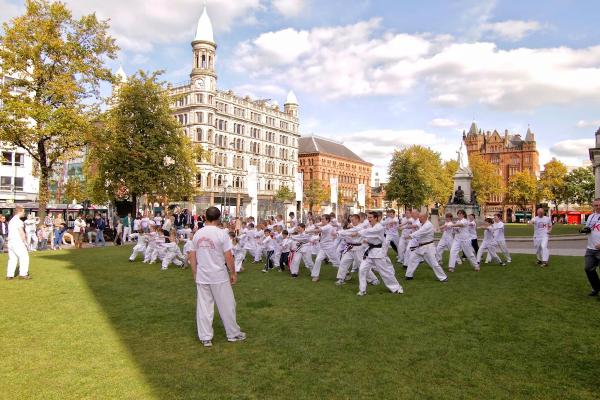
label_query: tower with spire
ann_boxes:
[191,6,217,93]
[284,90,298,118]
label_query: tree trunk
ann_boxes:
[37,140,50,222]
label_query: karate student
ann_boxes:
[310,214,341,282]
[24,214,39,251]
[261,229,277,273]
[129,230,149,262]
[352,211,403,296]
[161,231,185,270]
[448,210,480,272]
[468,214,479,254]
[335,214,379,285]
[6,205,31,280]
[395,212,410,264]
[529,208,552,267]
[402,209,422,268]
[492,214,512,263]
[133,214,141,234]
[251,224,264,263]
[476,218,505,266]
[436,213,458,264]
[279,230,291,271]
[405,212,448,281]
[384,209,401,261]
[288,212,298,232]
[189,207,245,347]
[288,223,315,278]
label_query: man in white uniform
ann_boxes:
[335,214,379,285]
[405,212,448,282]
[436,213,458,264]
[353,211,403,296]
[383,209,401,262]
[492,214,512,263]
[310,215,341,282]
[189,207,245,347]
[529,208,552,267]
[448,209,480,272]
[6,205,30,280]
[24,213,38,251]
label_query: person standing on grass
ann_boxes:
[448,210,480,272]
[122,213,132,243]
[529,208,552,267]
[491,213,511,263]
[0,215,8,252]
[582,198,600,297]
[73,214,86,249]
[405,212,448,282]
[94,214,106,247]
[189,207,246,347]
[6,205,30,280]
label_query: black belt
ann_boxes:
[363,243,383,259]
[410,241,434,251]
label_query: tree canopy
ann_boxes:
[538,159,568,209]
[508,171,538,211]
[85,71,200,205]
[304,180,328,212]
[0,0,117,218]
[469,154,505,207]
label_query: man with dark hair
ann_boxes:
[582,198,600,296]
[189,207,245,347]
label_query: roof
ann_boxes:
[115,66,127,83]
[194,6,214,43]
[298,136,371,165]
[285,90,298,105]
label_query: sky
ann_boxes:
[2,0,600,181]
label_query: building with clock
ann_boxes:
[168,7,300,218]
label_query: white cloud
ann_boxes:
[61,0,261,52]
[0,0,23,24]
[550,138,594,158]
[481,20,543,42]
[429,118,460,128]
[272,0,306,17]
[234,19,600,111]
[576,119,600,129]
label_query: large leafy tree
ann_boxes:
[304,180,328,212]
[538,159,568,211]
[564,166,594,206]
[386,145,452,208]
[0,0,118,219]
[86,71,200,206]
[508,171,539,212]
[469,154,505,211]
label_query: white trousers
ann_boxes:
[337,249,377,282]
[144,246,161,263]
[7,241,29,278]
[290,251,314,275]
[252,246,262,262]
[386,235,401,261]
[26,232,38,251]
[311,245,341,278]
[358,257,402,293]
[435,236,453,263]
[196,281,242,341]
[406,244,447,281]
[493,240,511,262]
[534,236,549,262]
[449,239,478,269]
[122,227,132,242]
[397,236,409,264]
[162,253,184,269]
[234,254,244,272]
[476,240,501,264]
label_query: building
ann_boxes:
[463,122,540,220]
[168,7,300,218]
[298,135,372,213]
[589,127,600,199]
[0,73,39,203]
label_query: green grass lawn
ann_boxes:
[503,223,583,237]
[1,246,598,400]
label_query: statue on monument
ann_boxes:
[453,185,465,204]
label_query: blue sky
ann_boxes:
[3,0,599,180]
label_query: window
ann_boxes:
[251,127,260,139]
[14,177,23,191]
[196,94,204,104]
[196,128,203,142]
[234,107,245,118]
[208,113,214,125]
[2,152,12,166]
[196,174,202,187]
[196,112,203,123]
[0,176,11,190]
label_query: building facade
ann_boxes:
[463,122,540,219]
[0,74,39,203]
[298,136,372,213]
[168,7,300,217]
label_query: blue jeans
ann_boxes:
[95,230,105,246]
[53,229,64,247]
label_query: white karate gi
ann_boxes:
[6,215,29,278]
[129,234,148,261]
[406,220,447,281]
[357,222,403,294]
[436,221,455,263]
[476,226,502,264]
[311,223,341,279]
[492,221,511,262]
[448,218,479,270]
[289,233,315,275]
[336,226,378,283]
[530,216,551,263]
[161,242,185,270]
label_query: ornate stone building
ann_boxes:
[298,136,372,212]
[169,7,300,217]
[463,122,540,220]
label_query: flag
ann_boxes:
[330,177,338,204]
[357,184,366,207]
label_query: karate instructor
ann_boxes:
[189,206,246,347]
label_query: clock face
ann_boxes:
[195,79,204,88]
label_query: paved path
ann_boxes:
[504,236,586,257]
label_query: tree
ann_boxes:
[386,145,453,208]
[508,171,538,213]
[469,154,505,212]
[85,71,200,206]
[538,159,568,211]
[304,180,328,212]
[274,185,294,203]
[564,167,594,206]
[63,177,84,204]
[0,0,118,220]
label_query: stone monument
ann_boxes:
[445,142,481,219]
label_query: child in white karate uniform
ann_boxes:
[161,231,185,270]
[129,232,149,262]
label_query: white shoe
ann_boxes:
[228,332,247,342]
[311,277,319,282]
[507,259,512,263]
[356,291,366,296]
[369,279,380,286]
[200,340,212,347]
[392,287,404,294]
[335,279,345,286]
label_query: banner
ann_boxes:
[330,177,338,204]
[247,165,258,199]
[294,172,303,202]
[357,184,366,207]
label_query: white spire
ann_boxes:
[194,6,214,43]
[285,90,298,105]
[115,66,127,83]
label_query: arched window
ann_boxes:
[201,54,207,69]
[196,128,203,142]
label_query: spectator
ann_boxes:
[73,214,86,249]
[0,215,7,252]
[52,213,65,250]
[95,213,106,247]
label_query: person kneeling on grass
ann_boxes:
[189,207,245,347]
